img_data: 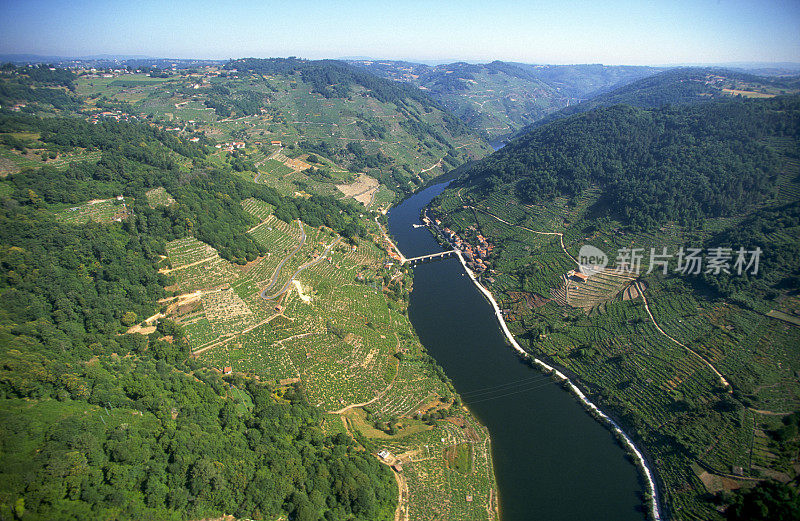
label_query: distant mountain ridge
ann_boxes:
[512,66,800,137]
[348,60,664,140]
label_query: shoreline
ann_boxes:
[453,249,662,521]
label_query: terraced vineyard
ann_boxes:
[56,197,133,224]
[430,144,800,520]
[76,62,493,206]
[145,186,175,207]
[155,209,497,520]
[0,141,102,177]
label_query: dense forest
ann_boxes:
[0,110,396,520]
[453,95,799,228]
[703,200,800,308]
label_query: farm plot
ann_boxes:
[336,173,380,206]
[199,323,300,381]
[170,255,239,292]
[563,268,639,310]
[258,224,331,300]
[259,158,295,176]
[157,216,499,519]
[372,413,496,521]
[57,197,132,224]
[241,197,274,221]
[201,288,256,337]
[164,237,241,292]
[371,355,450,419]
[180,314,216,349]
[145,186,175,208]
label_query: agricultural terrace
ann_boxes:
[337,173,380,206]
[358,411,497,521]
[156,206,496,520]
[429,162,800,520]
[145,186,176,208]
[56,196,133,224]
[0,133,102,177]
[76,67,491,204]
[429,67,571,140]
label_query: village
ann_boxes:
[422,212,494,275]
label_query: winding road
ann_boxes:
[463,203,732,392]
[261,236,342,301]
[635,281,731,390]
[259,220,306,298]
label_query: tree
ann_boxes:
[726,481,800,521]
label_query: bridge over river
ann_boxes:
[402,249,457,265]
[386,181,651,521]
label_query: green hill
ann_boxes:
[456,97,796,228]
[521,67,800,133]
[509,62,662,99]
[0,93,499,519]
[351,60,662,141]
[70,58,492,203]
[429,95,800,520]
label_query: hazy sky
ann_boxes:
[1,0,798,65]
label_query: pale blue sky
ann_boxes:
[1,0,798,65]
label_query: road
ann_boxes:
[259,220,306,298]
[635,281,732,390]
[261,237,342,301]
[461,203,731,392]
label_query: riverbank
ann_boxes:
[388,181,647,521]
[422,209,661,519]
[453,249,662,521]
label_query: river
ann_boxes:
[387,182,648,521]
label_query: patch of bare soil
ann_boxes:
[337,173,379,205]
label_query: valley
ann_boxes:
[1,54,799,521]
[428,93,800,519]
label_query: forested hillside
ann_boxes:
[66,58,492,205]
[508,62,661,99]
[455,96,798,227]
[350,60,661,140]
[429,93,800,520]
[0,63,81,110]
[524,67,800,132]
[0,111,398,520]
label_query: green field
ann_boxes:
[76,66,493,207]
[145,186,175,208]
[56,197,133,224]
